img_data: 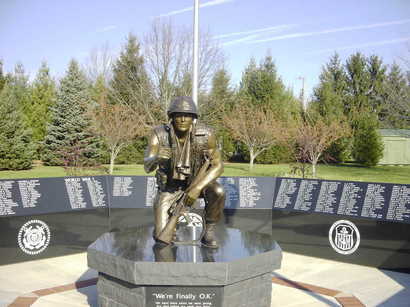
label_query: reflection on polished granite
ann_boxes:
[89,225,278,263]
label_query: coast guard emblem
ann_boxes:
[18,220,51,255]
[329,220,360,255]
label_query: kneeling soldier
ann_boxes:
[144,96,225,248]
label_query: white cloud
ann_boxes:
[96,25,117,33]
[215,24,296,39]
[159,0,234,17]
[222,33,267,46]
[309,37,410,55]
[246,19,410,44]
[221,25,297,47]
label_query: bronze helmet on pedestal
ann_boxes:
[167,96,198,119]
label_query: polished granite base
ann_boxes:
[88,225,282,307]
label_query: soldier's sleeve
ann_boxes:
[207,129,223,171]
[143,129,160,173]
[191,127,224,192]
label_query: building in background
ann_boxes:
[379,129,410,165]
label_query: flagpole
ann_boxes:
[192,0,199,107]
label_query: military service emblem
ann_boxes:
[329,220,360,255]
[18,219,51,255]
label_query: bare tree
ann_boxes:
[143,18,224,115]
[224,98,289,170]
[88,99,147,174]
[83,42,113,85]
[294,116,350,177]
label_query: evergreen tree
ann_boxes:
[352,113,384,167]
[110,33,152,108]
[109,34,154,163]
[205,68,234,121]
[311,53,350,162]
[345,53,387,123]
[381,63,410,128]
[203,68,235,160]
[0,60,6,93]
[240,55,300,120]
[8,63,31,124]
[43,59,100,166]
[237,55,300,163]
[0,83,35,170]
[91,74,109,107]
[366,55,387,116]
[29,61,57,149]
[312,53,346,119]
[345,52,371,119]
[345,53,388,166]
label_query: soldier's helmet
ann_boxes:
[167,96,198,118]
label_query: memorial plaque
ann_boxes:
[315,181,343,214]
[108,176,275,211]
[218,177,239,209]
[218,176,275,209]
[361,183,390,220]
[272,177,410,271]
[387,185,410,222]
[336,181,367,217]
[273,178,299,210]
[146,286,222,307]
[273,177,410,224]
[0,176,109,217]
[272,210,410,271]
[0,176,110,265]
[294,179,320,212]
[109,176,158,209]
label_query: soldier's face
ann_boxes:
[172,113,194,133]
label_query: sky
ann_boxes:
[1,0,409,99]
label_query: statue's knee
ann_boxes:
[209,183,225,198]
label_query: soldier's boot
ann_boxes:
[201,223,218,248]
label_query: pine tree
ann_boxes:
[109,34,154,164]
[352,113,384,167]
[381,63,410,128]
[110,33,152,108]
[29,61,57,149]
[0,83,35,170]
[312,53,347,119]
[0,60,6,93]
[236,55,300,163]
[345,52,371,120]
[367,55,386,115]
[205,68,234,120]
[8,63,31,125]
[204,68,235,160]
[43,59,100,166]
[311,53,350,162]
[239,55,299,120]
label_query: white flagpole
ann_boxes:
[192,0,199,107]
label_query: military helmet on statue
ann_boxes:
[167,96,198,118]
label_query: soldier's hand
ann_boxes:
[185,187,201,207]
[157,148,171,162]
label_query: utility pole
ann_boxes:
[192,0,199,108]
[298,76,306,111]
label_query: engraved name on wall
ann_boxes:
[273,177,410,223]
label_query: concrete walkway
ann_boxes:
[1,252,409,307]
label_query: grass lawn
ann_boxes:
[0,162,409,184]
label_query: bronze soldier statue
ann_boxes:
[144,96,225,248]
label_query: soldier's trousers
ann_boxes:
[153,181,225,239]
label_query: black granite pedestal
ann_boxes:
[87,225,282,307]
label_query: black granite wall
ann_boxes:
[1,175,409,271]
